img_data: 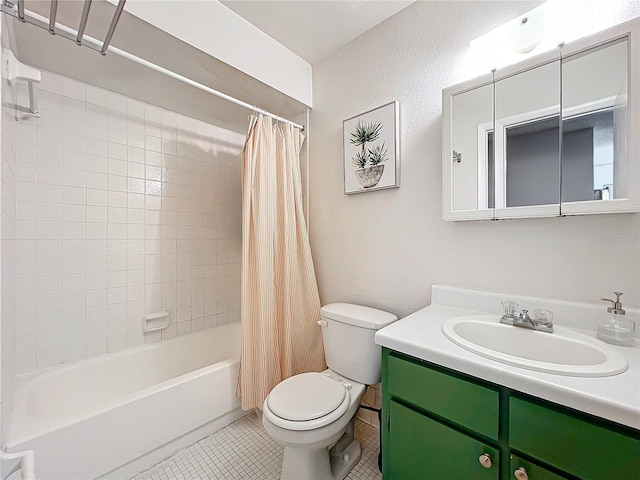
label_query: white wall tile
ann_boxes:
[16,315,35,339]
[16,181,36,201]
[62,133,85,153]
[12,69,243,372]
[62,257,85,275]
[86,322,107,341]
[86,86,108,107]
[62,292,85,311]
[62,168,86,188]
[36,146,61,166]
[37,330,62,350]
[86,306,107,325]
[63,344,86,363]
[87,172,107,190]
[107,93,127,113]
[39,91,62,112]
[107,334,126,353]
[39,72,63,94]
[62,78,86,101]
[127,99,145,119]
[86,339,107,358]
[63,204,86,223]
[37,348,62,369]
[37,184,62,204]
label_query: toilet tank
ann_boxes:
[319,303,397,385]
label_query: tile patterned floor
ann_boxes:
[130,413,381,480]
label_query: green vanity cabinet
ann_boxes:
[388,399,500,480]
[381,348,640,480]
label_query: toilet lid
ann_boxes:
[267,372,347,421]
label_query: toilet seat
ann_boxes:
[264,372,351,431]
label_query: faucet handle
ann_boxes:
[501,300,518,316]
[532,309,554,326]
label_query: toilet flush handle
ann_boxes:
[317,320,328,327]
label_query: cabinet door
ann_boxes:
[387,400,499,480]
[510,454,568,480]
[510,396,640,480]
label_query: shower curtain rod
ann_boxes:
[1,4,305,131]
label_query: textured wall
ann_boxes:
[12,70,244,374]
[310,1,640,320]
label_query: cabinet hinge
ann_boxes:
[386,412,390,431]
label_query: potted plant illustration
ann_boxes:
[350,120,389,188]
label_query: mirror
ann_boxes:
[451,82,493,214]
[561,38,628,212]
[442,19,640,221]
[494,59,561,218]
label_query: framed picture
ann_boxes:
[343,101,399,194]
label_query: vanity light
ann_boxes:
[469,0,632,73]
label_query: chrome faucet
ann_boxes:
[500,301,554,333]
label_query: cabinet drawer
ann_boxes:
[510,397,640,480]
[388,400,499,480]
[387,353,499,440]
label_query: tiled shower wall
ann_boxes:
[1,16,19,442]
[13,70,245,374]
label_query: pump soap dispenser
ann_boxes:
[597,292,635,347]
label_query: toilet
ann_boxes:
[262,303,397,480]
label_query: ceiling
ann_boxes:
[220,0,416,64]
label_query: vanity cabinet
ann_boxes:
[381,349,640,480]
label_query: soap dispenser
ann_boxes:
[596,292,635,347]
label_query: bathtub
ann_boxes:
[5,323,246,480]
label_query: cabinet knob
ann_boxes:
[514,467,529,480]
[478,453,492,468]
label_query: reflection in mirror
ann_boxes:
[561,38,628,204]
[494,60,561,211]
[505,116,560,207]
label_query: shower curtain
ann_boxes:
[237,115,326,411]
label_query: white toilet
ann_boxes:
[262,303,397,480]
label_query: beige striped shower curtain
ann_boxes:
[236,115,326,411]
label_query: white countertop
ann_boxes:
[375,286,640,430]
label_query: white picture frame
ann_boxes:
[343,101,399,194]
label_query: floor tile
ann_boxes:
[130,413,381,479]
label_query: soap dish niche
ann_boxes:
[142,311,170,333]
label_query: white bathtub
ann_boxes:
[5,323,245,480]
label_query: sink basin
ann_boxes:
[442,315,628,377]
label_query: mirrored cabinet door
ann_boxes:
[561,25,640,215]
[443,74,494,220]
[451,82,494,215]
[493,54,561,219]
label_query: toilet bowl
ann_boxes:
[263,370,366,480]
[262,303,397,480]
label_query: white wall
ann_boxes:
[310,1,640,320]
[12,70,244,374]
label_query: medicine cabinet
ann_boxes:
[442,18,640,221]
